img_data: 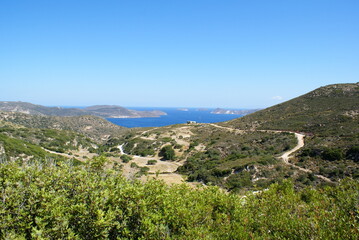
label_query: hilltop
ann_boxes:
[0,101,166,118]
[223,83,359,135]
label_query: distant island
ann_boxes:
[177,108,189,111]
[211,108,260,115]
[0,101,167,118]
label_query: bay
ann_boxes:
[107,107,243,128]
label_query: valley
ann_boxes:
[1,84,358,190]
[0,83,358,239]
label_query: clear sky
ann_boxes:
[1,0,358,108]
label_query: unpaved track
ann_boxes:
[278,133,332,182]
[280,133,305,164]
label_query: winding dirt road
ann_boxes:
[280,133,305,164]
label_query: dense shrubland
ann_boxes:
[0,158,357,239]
[178,128,298,190]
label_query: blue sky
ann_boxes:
[0,0,358,108]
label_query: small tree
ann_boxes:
[159,145,175,160]
[147,160,157,165]
[121,155,132,163]
[322,148,343,161]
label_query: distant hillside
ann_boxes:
[211,108,259,115]
[0,112,128,142]
[83,105,166,118]
[0,101,86,116]
[0,101,166,118]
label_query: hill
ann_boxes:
[0,111,128,142]
[83,105,166,118]
[0,101,166,118]
[223,83,359,135]
[222,83,359,181]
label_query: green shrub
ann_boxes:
[346,146,359,162]
[159,145,175,160]
[0,160,357,239]
[147,160,157,165]
[120,154,132,163]
[130,162,138,168]
[322,148,343,161]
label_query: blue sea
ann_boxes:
[107,107,243,128]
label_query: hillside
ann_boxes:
[0,123,92,162]
[0,101,166,118]
[0,111,128,142]
[222,83,359,181]
[223,83,359,135]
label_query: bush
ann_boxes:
[322,148,343,161]
[346,146,359,162]
[130,162,138,168]
[147,160,157,165]
[0,161,357,239]
[159,145,175,160]
[120,154,132,163]
[226,171,252,190]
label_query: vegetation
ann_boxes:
[159,145,175,160]
[223,83,359,181]
[224,83,359,134]
[123,138,158,157]
[0,83,358,238]
[0,159,357,239]
[0,125,94,153]
[0,133,75,163]
[178,127,298,190]
[120,154,132,163]
[147,159,157,165]
[0,133,47,159]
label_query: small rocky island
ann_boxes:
[211,108,259,115]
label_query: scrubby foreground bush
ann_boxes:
[0,159,357,239]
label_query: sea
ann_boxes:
[107,107,243,128]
